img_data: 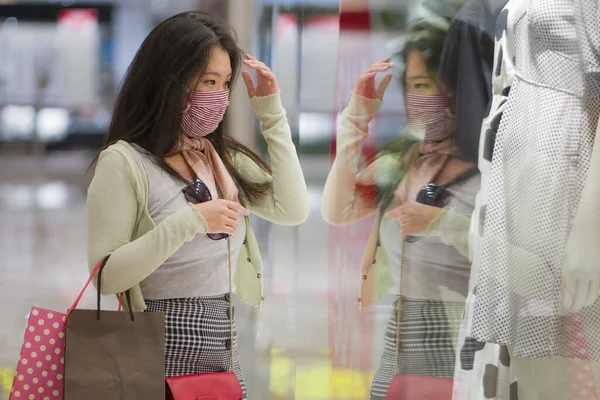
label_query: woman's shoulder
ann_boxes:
[102,140,136,155]
[100,140,146,162]
[93,141,147,198]
[95,141,145,176]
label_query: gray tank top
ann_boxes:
[380,172,479,300]
[133,145,246,300]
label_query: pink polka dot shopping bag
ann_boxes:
[9,261,104,400]
[10,258,166,400]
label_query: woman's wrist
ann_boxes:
[426,207,451,236]
[249,91,283,118]
[187,203,209,235]
[347,91,383,120]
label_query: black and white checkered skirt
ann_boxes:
[145,294,247,399]
[370,296,464,400]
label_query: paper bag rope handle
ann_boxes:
[66,257,127,318]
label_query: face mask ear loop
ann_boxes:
[180,82,192,113]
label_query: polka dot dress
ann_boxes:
[10,307,66,400]
[453,1,521,398]
[471,0,600,360]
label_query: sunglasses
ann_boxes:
[405,183,452,243]
[182,179,229,241]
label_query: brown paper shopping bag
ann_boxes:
[63,260,165,400]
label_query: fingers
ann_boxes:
[212,212,239,236]
[241,71,255,96]
[243,59,278,92]
[385,206,409,238]
[356,72,377,87]
[208,221,237,236]
[223,217,239,236]
[243,58,268,71]
[354,61,393,99]
[364,64,393,75]
[257,68,277,86]
[221,199,249,216]
[359,66,392,84]
[243,57,271,78]
[220,223,237,236]
[357,59,392,80]
[221,207,240,223]
[385,204,409,219]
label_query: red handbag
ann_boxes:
[166,238,243,400]
[387,374,453,399]
[386,242,454,400]
[166,372,242,400]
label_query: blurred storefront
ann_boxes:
[0,0,224,152]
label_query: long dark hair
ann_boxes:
[356,18,451,209]
[90,12,271,205]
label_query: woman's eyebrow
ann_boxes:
[203,71,233,77]
[406,75,431,80]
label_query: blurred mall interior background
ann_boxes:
[0,0,423,398]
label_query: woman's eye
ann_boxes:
[415,83,430,89]
[224,81,231,88]
[205,80,216,85]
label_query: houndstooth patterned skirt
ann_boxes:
[145,294,247,399]
[370,297,464,400]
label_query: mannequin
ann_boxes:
[466,0,600,398]
[453,1,520,399]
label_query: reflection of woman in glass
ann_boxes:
[322,20,479,398]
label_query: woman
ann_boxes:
[321,20,479,398]
[86,12,309,398]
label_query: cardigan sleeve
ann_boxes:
[427,207,472,260]
[232,92,309,225]
[87,147,208,294]
[321,92,383,226]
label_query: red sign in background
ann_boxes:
[57,8,98,26]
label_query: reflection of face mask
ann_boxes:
[405,93,454,142]
[181,89,229,138]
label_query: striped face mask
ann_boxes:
[181,89,230,138]
[405,93,455,143]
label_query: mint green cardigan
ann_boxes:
[87,93,309,312]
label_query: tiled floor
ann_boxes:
[0,151,391,400]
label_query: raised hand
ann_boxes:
[353,57,394,100]
[241,54,279,98]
